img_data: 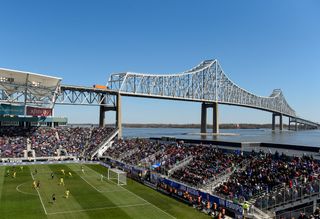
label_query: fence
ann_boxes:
[276,205,314,219]
[255,179,320,211]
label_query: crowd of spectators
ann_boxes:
[0,126,114,158]
[171,147,244,187]
[0,127,30,158]
[105,139,197,168]
[215,151,320,201]
[105,139,245,187]
[105,139,320,206]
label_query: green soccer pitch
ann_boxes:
[0,163,209,219]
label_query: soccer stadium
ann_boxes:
[2,1,320,218]
[1,63,320,219]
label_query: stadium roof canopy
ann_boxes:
[0,68,62,107]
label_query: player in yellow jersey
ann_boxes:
[65,189,70,199]
[32,180,37,189]
[20,166,23,172]
[61,169,65,175]
[68,172,72,177]
[59,177,65,186]
[12,171,16,178]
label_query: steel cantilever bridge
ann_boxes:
[107,59,319,135]
[0,59,318,138]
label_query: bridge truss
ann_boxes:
[108,59,296,117]
[57,85,117,106]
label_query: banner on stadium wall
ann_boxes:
[0,104,24,115]
[105,157,243,216]
[160,178,243,215]
[26,106,52,116]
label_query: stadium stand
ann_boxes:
[3,131,320,218]
[0,126,114,158]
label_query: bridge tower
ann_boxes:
[201,102,219,134]
[272,113,283,131]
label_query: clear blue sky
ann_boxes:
[0,0,319,124]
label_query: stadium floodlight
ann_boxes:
[107,168,127,186]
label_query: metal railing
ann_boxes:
[246,205,274,219]
[167,156,193,176]
[276,205,314,219]
[90,128,119,158]
[255,179,320,211]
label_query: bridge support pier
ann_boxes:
[212,102,219,134]
[272,113,283,131]
[272,114,276,131]
[288,117,291,130]
[98,93,121,139]
[116,93,122,139]
[200,102,219,134]
[201,103,207,133]
[99,95,106,127]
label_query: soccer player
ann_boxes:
[52,194,56,203]
[81,166,85,174]
[6,169,10,177]
[68,172,73,177]
[37,180,40,188]
[32,180,37,189]
[59,177,65,186]
[51,172,54,179]
[34,169,38,175]
[100,174,104,182]
[61,169,65,175]
[20,166,24,172]
[65,189,70,199]
[12,171,16,178]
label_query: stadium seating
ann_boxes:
[0,126,114,158]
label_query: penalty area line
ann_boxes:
[79,174,126,194]
[47,203,151,215]
[79,175,103,193]
[108,176,177,219]
[30,172,48,215]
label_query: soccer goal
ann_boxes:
[107,168,127,186]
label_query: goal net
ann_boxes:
[107,168,127,186]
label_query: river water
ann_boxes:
[122,128,320,147]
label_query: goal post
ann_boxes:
[107,168,127,186]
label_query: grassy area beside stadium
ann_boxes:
[0,163,209,219]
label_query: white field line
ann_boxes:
[79,175,103,193]
[79,174,127,194]
[30,172,48,215]
[16,183,37,196]
[47,203,150,215]
[108,177,177,219]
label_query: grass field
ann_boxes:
[0,163,209,219]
